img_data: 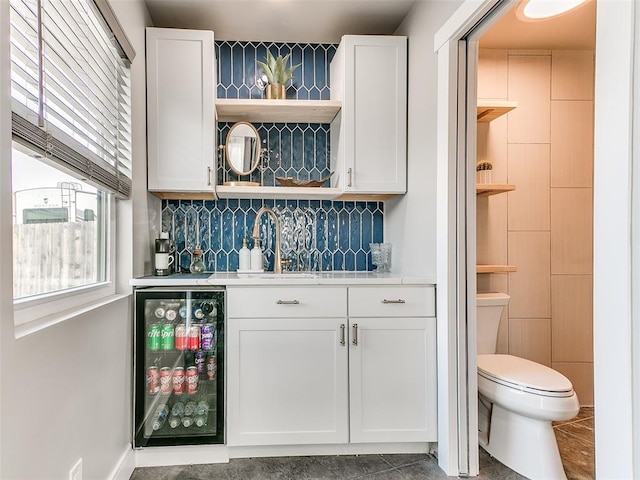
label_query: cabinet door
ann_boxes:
[332,36,407,194]
[146,28,216,193]
[227,318,349,446]
[349,317,437,443]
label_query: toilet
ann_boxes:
[477,292,580,480]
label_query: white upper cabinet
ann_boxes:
[330,36,407,195]
[146,28,216,196]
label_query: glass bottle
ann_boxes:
[189,245,206,274]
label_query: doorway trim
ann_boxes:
[435,0,639,477]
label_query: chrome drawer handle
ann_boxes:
[340,324,346,346]
[382,299,406,304]
[276,299,300,305]
[352,323,358,346]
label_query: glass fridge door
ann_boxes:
[134,288,225,447]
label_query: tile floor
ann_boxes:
[130,408,595,480]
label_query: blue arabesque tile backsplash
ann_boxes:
[162,41,384,272]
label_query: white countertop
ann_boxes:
[130,271,435,287]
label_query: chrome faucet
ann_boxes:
[251,206,286,273]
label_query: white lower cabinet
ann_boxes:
[226,285,436,447]
[348,317,436,443]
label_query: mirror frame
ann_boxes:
[225,121,261,176]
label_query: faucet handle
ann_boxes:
[280,258,292,271]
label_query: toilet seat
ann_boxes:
[478,354,574,398]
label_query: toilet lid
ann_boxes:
[478,354,574,396]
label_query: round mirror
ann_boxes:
[225,122,261,176]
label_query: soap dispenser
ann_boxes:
[250,238,263,271]
[239,238,251,271]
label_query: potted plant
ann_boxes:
[257,51,301,100]
[476,160,493,184]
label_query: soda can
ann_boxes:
[172,367,185,394]
[178,306,187,319]
[193,306,205,321]
[201,324,214,351]
[207,355,217,380]
[175,324,187,350]
[160,367,172,395]
[186,366,198,394]
[188,325,201,351]
[160,323,175,350]
[165,308,177,322]
[147,324,161,351]
[195,350,206,374]
[147,366,160,394]
[154,307,166,319]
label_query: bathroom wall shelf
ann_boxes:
[477,100,517,123]
[216,99,342,123]
[477,264,517,274]
[476,184,516,197]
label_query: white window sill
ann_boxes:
[14,293,130,339]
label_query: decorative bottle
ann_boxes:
[189,245,206,274]
[250,238,263,271]
[239,238,251,271]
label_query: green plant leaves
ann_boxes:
[257,51,301,85]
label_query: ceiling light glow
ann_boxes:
[518,0,589,20]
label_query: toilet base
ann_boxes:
[480,403,567,480]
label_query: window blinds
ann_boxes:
[10,0,132,198]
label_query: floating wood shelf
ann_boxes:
[215,185,343,200]
[477,264,517,274]
[216,99,342,123]
[476,184,515,197]
[477,100,517,122]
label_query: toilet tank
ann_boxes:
[477,292,510,354]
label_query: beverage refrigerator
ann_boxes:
[133,287,225,447]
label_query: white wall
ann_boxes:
[0,1,151,478]
[387,0,463,277]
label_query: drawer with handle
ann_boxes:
[227,286,347,318]
[348,285,435,317]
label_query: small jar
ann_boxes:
[189,245,206,274]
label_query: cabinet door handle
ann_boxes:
[352,323,358,346]
[340,324,346,346]
[207,166,212,186]
[382,299,406,304]
[276,299,300,305]
[347,168,353,188]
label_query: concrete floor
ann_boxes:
[130,408,595,480]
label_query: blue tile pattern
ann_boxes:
[159,41,384,272]
[162,199,384,272]
[217,122,331,187]
[215,41,336,100]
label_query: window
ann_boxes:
[12,144,109,300]
[9,0,134,321]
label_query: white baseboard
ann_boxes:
[130,442,431,468]
[135,445,230,467]
[108,444,135,480]
[228,442,429,459]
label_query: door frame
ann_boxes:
[434,0,639,477]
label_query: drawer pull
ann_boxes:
[340,324,346,346]
[382,299,406,304]
[352,323,358,346]
[276,299,300,305]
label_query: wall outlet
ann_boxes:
[69,458,82,480]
